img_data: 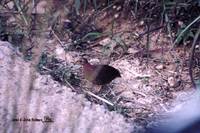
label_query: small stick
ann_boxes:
[133,90,147,97]
[83,90,114,106]
[64,78,76,92]
[14,0,28,26]
[189,25,200,89]
[51,28,65,47]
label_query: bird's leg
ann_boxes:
[86,82,101,93]
[89,82,94,91]
[108,86,115,96]
[83,80,93,91]
[97,85,102,93]
[91,85,102,94]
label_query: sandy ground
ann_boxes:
[0,41,133,133]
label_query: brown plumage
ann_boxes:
[82,58,121,85]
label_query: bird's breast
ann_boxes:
[83,64,101,82]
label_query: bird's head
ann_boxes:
[76,57,90,66]
[82,58,89,64]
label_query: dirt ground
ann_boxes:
[0,0,196,132]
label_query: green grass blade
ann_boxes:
[74,0,81,14]
[173,15,200,46]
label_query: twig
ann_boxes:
[136,25,164,39]
[83,90,114,106]
[163,2,179,64]
[133,90,147,97]
[173,15,200,47]
[14,0,28,26]
[154,70,168,81]
[189,25,200,89]
[146,21,150,66]
[125,68,151,78]
[51,28,65,47]
[64,78,76,92]
[160,103,169,112]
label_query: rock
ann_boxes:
[36,1,47,14]
[89,58,100,64]
[7,1,14,9]
[99,38,112,46]
[55,45,65,60]
[127,48,136,54]
[168,76,176,87]
[155,64,164,70]
[114,14,119,18]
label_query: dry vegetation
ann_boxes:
[0,0,200,132]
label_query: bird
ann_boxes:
[81,58,121,86]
